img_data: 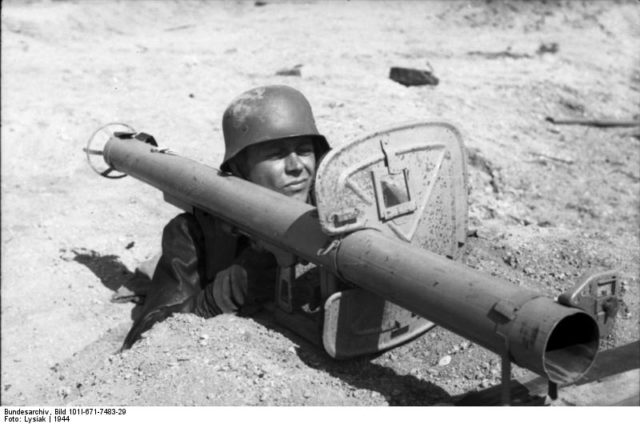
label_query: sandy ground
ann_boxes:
[1,0,639,406]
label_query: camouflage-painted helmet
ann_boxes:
[220,85,329,172]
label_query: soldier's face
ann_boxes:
[243,137,316,202]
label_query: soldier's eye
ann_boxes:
[262,148,283,159]
[276,149,290,159]
[297,144,314,156]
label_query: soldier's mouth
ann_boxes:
[284,179,308,191]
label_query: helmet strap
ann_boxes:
[227,151,248,179]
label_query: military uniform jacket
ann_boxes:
[122,209,277,349]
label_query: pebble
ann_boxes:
[57,387,71,398]
[438,355,452,366]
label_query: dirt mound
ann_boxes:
[38,314,449,406]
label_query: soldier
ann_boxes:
[121,85,330,350]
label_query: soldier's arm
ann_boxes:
[191,247,277,318]
[121,213,207,350]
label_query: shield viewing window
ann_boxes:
[372,168,416,220]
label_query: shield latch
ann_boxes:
[558,270,620,338]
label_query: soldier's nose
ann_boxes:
[285,153,303,173]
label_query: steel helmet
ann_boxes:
[220,85,330,172]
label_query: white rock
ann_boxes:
[438,355,452,366]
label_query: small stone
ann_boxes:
[58,387,71,398]
[389,66,439,86]
[276,64,302,76]
[438,355,452,366]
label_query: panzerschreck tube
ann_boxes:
[335,231,599,384]
[103,136,599,384]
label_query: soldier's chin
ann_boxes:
[283,188,309,202]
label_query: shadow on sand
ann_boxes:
[63,247,148,321]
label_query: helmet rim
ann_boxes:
[220,85,329,172]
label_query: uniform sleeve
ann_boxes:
[192,244,277,318]
[122,214,279,350]
[142,213,207,313]
[121,213,207,350]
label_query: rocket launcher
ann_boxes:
[85,122,620,403]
